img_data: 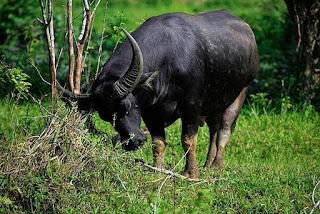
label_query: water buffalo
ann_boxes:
[59,10,259,179]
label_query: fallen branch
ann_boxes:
[313,180,320,205]
[311,180,320,214]
[135,159,187,179]
[29,61,51,86]
[310,200,320,214]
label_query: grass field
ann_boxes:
[0,98,319,213]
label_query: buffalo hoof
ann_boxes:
[183,168,199,180]
[213,158,223,168]
[204,160,214,168]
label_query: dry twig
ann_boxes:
[135,160,187,179]
[95,0,109,79]
[311,180,320,214]
[310,200,320,214]
[29,61,51,86]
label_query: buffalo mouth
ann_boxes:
[112,133,147,151]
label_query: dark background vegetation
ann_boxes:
[0,0,301,104]
[0,0,319,213]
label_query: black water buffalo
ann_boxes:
[59,10,259,179]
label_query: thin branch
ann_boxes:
[77,0,91,44]
[82,12,95,77]
[29,61,51,86]
[309,179,320,213]
[310,200,320,214]
[55,45,65,71]
[152,174,171,213]
[312,180,320,205]
[38,0,48,25]
[96,0,109,79]
[115,174,132,202]
[38,95,50,126]
[178,177,234,189]
[37,17,45,25]
[91,0,102,17]
[136,160,187,179]
[47,0,53,27]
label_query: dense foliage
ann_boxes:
[0,0,297,102]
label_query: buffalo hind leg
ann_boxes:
[204,117,219,167]
[214,87,248,167]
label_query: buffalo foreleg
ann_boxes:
[152,136,166,169]
[145,121,166,169]
[181,108,200,179]
[182,133,199,179]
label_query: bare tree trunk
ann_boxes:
[284,0,320,101]
[38,0,57,107]
[48,1,57,106]
[74,0,92,94]
[67,0,75,92]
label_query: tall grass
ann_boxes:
[0,97,319,213]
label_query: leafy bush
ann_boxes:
[0,62,31,99]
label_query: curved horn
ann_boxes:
[113,28,144,98]
[56,80,91,100]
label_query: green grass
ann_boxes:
[0,99,319,213]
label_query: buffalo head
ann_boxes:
[57,28,147,151]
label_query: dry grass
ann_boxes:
[0,103,102,211]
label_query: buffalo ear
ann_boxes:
[137,71,159,91]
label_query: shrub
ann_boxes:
[0,61,31,99]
